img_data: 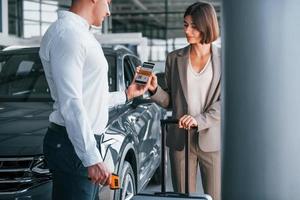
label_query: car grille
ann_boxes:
[0,157,51,194]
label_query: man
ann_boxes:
[39,0,149,199]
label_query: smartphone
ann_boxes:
[135,62,155,85]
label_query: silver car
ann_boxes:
[0,46,165,200]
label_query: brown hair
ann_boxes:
[184,2,219,44]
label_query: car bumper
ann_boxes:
[0,181,52,200]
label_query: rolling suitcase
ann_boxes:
[132,119,212,200]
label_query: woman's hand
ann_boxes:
[126,66,151,100]
[135,66,158,93]
[179,115,198,130]
[149,72,158,93]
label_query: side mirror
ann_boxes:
[131,95,153,108]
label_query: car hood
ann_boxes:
[0,102,52,157]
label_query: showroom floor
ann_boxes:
[143,158,204,195]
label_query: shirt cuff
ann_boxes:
[80,146,103,167]
[149,87,158,96]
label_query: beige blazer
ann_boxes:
[151,44,221,152]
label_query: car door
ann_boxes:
[125,55,162,185]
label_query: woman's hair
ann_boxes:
[184,2,219,44]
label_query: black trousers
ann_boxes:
[43,123,100,200]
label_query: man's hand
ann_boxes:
[179,115,198,130]
[88,162,111,186]
[126,66,151,101]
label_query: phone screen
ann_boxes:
[135,62,155,84]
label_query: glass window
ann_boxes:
[0,53,50,101]
[105,54,117,92]
[8,0,23,36]
[129,56,141,69]
[23,0,58,38]
[0,51,117,101]
[16,60,34,75]
[8,0,59,38]
[123,56,135,88]
[0,58,4,72]
[23,21,40,38]
[23,1,39,21]
[0,1,2,32]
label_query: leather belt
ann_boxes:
[48,122,104,138]
[48,122,67,133]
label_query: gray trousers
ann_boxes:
[169,131,221,200]
[43,124,100,200]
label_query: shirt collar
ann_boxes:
[57,10,90,30]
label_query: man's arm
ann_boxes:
[50,35,102,167]
[108,92,126,106]
[49,34,111,184]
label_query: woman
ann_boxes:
[148,2,221,200]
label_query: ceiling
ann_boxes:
[51,0,221,39]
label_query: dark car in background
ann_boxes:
[0,46,166,200]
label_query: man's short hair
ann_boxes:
[184,2,219,44]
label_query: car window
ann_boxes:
[0,51,117,101]
[0,53,51,101]
[105,54,117,92]
[123,56,135,88]
[16,61,34,75]
[129,56,142,68]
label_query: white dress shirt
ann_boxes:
[39,11,126,167]
[187,55,213,116]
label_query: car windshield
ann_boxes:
[0,51,116,102]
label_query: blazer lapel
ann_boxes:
[176,45,190,104]
[204,44,221,110]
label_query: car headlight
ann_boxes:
[31,156,50,174]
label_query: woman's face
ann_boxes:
[184,15,201,44]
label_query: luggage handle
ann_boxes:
[160,119,197,195]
